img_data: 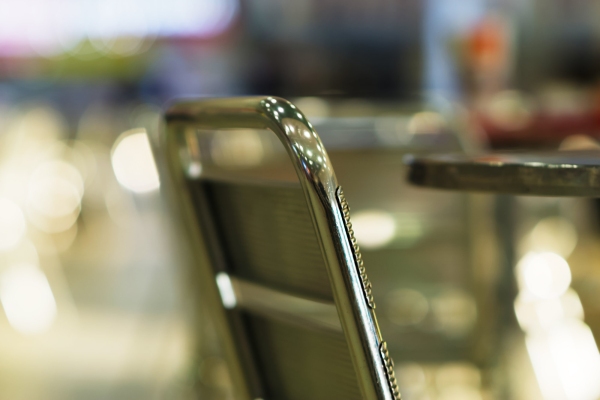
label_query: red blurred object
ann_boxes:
[478,94,600,148]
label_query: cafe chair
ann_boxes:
[162,97,401,400]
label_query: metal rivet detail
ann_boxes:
[380,341,402,400]
[336,187,376,309]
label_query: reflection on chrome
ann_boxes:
[111,128,160,193]
[230,276,341,333]
[182,129,203,178]
[0,264,57,335]
[215,272,237,309]
[186,161,203,178]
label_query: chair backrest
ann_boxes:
[162,97,400,400]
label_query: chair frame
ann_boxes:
[162,96,400,400]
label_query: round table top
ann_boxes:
[405,150,600,196]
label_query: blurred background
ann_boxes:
[2,0,600,399]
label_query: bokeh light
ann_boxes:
[27,172,82,233]
[526,320,600,400]
[517,252,572,300]
[210,130,265,168]
[527,217,578,258]
[482,90,533,131]
[0,197,27,251]
[432,289,477,338]
[395,363,427,394]
[0,264,57,335]
[407,111,446,135]
[351,210,396,249]
[0,0,240,57]
[559,134,600,151]
[30,160,84,198]
[515,288,585,333]
[385,288,429,327]
[111,129,160,193]
[293,97,331,123]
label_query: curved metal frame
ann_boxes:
[162,97,399,400]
